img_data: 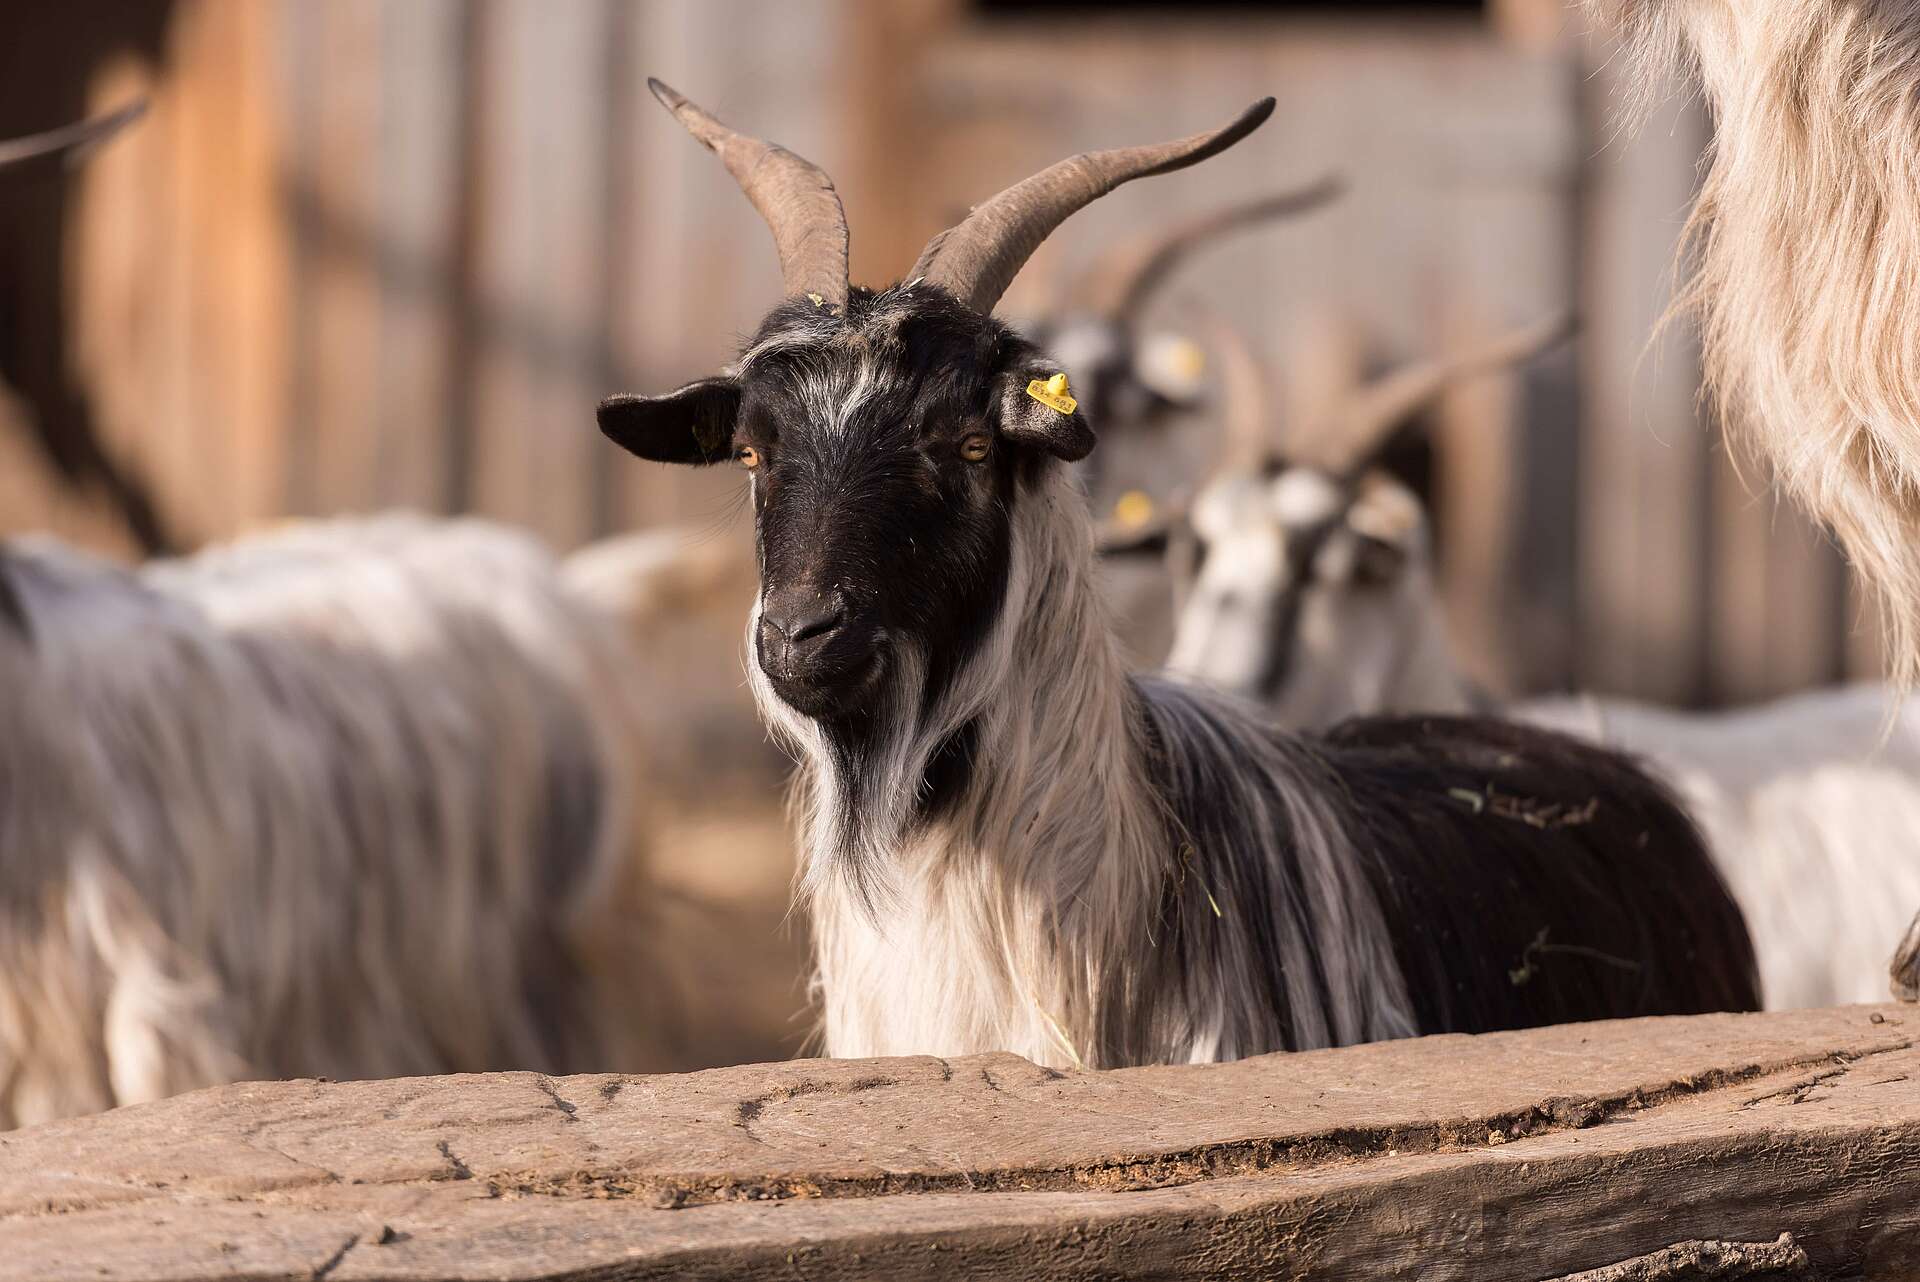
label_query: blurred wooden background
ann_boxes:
[0,0,1879,708]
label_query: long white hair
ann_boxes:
[1589,0,1920,686]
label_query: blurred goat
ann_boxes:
[0,515,652,1128]
[601,83,1757,1070]
[1119,315,1920,1009]
[1586,0,1920,689]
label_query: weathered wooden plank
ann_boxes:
[466,0,614,547]
[282,0,383,521]
[373,0,465,513]
[1575,32,1711,705]
[0,1006,1912,1280]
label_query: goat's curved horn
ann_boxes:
[1071,177,1343,320]
[648,79,849,308]
[0,100,147,172]
[911,98,1277,315]
[1316,310,1577,477]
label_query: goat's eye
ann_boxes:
[736,445,761,469]
[958,433,992,463]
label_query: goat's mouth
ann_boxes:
[759,626,890,721]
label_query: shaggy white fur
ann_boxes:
[0,515,647,1127]
[1588,0,1920,687]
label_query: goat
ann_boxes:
[1124,317,1920,1010]
[1584,1,1920,689]
[597,82,1758,1069]
[0,514,650,1127]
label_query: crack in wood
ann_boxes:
[1546,1231,1816,1280]
[537,1076,580,1122]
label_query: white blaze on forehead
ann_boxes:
[1190,472,1272,542]
[1266,468,1345,529]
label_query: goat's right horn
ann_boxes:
[648,78,850,309]
[1071,177,1343,321]
[0,100,147,173]
[911,98,1277,315]
[1316,310,1577,477]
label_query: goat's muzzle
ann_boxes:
[756,585,885,718]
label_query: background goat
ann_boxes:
[0,515,653,1128]
[1121,316,1920,1010]
[1035,187,1342,666]
[1585,0,1920,688]
[599,83,1759,1070]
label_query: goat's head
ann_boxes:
[1108,311,1572,723]
[600,81,1272,726]
[1037,181,1341,441]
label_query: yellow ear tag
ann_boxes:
[1026,371,1078,416]
[1112,490,1155,529]
[1171,338,1206,381]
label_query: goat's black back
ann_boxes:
[1320,714,1761,1031]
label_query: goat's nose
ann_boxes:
[758,588,848,667]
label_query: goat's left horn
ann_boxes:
[0,99,147,173]
[911,98,1277,315]
[1319,310,1577,477]
[648,78,850,309]
[1071,177,1343,321]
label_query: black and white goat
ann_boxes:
[1120,317,1920,1011]
[598,83,1758,1068]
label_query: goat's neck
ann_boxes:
[803,476,1173,1068]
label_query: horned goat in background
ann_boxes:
[1585,0,1920,688]
[1123,315,1920,1011]
[0,515,650,1128]
[1034,181,1340,503]
[599,82,1758,1070]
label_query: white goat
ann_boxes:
[1134,319,1920,1010]
[1586,0,1920,688]
[0,514,651,1127]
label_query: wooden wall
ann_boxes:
[9,0,1884,706]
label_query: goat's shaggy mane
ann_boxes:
[1588,0,1920,687]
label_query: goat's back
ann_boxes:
[1318,713,1761,1032]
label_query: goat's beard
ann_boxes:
[744,542,1036,915]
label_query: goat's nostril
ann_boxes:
[790,609,844,646]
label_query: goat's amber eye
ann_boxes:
[736,445,760,469]
[959,433,992,462]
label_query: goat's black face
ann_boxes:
[599,284,1093,725]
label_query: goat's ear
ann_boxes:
[997,367,1096,462]
[598,377,742,465]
